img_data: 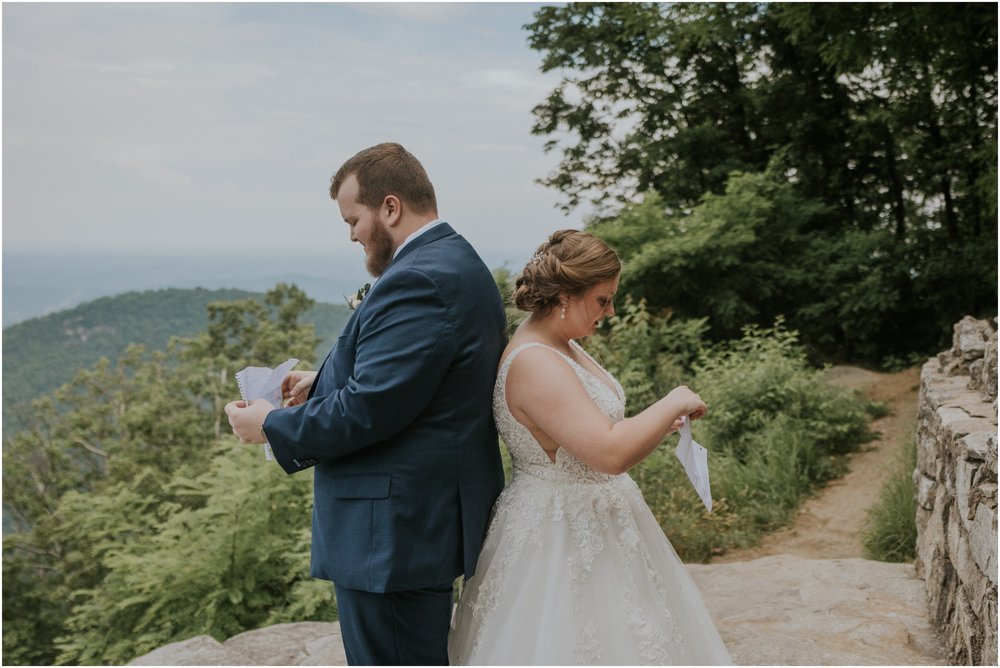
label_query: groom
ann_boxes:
[225,143,507,665]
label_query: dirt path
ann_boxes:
[712,365,922,563]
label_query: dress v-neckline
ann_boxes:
[564,340,624,403]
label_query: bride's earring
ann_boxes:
[560,301,568,319]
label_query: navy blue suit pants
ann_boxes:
[334,582,453,665]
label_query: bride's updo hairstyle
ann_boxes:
[514,229,621,315]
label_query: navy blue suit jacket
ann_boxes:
[263,223,507,593]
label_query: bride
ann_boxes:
[448,230,732,665]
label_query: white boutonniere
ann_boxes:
[345,283,371,310]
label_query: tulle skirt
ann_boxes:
[448,471,732,665]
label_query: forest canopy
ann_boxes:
[526,2,997,363]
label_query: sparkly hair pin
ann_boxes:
[526,251,546,268]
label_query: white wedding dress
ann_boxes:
[448,341,732,665]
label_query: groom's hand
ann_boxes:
[224,399,275,443]
[282,371,317,407]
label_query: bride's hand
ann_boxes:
[666,385,707,421]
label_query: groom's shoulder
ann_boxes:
[407,231,490,277]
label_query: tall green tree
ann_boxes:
[528,2,768,213]
[591,166,824,342]
[527,2,997,363]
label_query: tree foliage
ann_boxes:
[2,284,334,666]
[54,447,332,665]
[528,2,997,364]
[2,287,351,435]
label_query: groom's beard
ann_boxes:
[365,218,394,277]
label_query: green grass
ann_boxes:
[864,400,891,419]
[861,418,918,562]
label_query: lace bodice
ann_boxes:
[494,340,627,484]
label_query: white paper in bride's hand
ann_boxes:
[675,416,713,512]
[235,358,298,461]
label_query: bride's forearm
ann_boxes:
[586,394,691,475]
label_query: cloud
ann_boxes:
[2,2,587,259]
[89,141,194,190]
[353,2,475,24]
[469,67,551,93]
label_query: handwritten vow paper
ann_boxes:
[675,415,713,511]
[235,358,298,461]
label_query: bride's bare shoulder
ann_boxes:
[503,340,574,383]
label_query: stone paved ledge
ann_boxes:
[131,555,946,666]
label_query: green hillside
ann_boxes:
[2,287,351,433]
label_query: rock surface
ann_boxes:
[131,555,945,666]
[688,555,946,666]
[130,622,346,666]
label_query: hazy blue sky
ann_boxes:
[2,2,588,267]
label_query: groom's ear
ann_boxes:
[381,194,403,227]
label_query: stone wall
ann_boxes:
[915,315,998,665]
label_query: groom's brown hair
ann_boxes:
[330,142,438,215]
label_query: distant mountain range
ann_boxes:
[2,287,352,434]
[2,251,372,326]
[2,248,522,326]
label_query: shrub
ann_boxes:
[53,443,335,665]
[592,316,874,562]
[694,319,873,463]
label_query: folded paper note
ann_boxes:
[235,358,298,461]
[675,415,713,512]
